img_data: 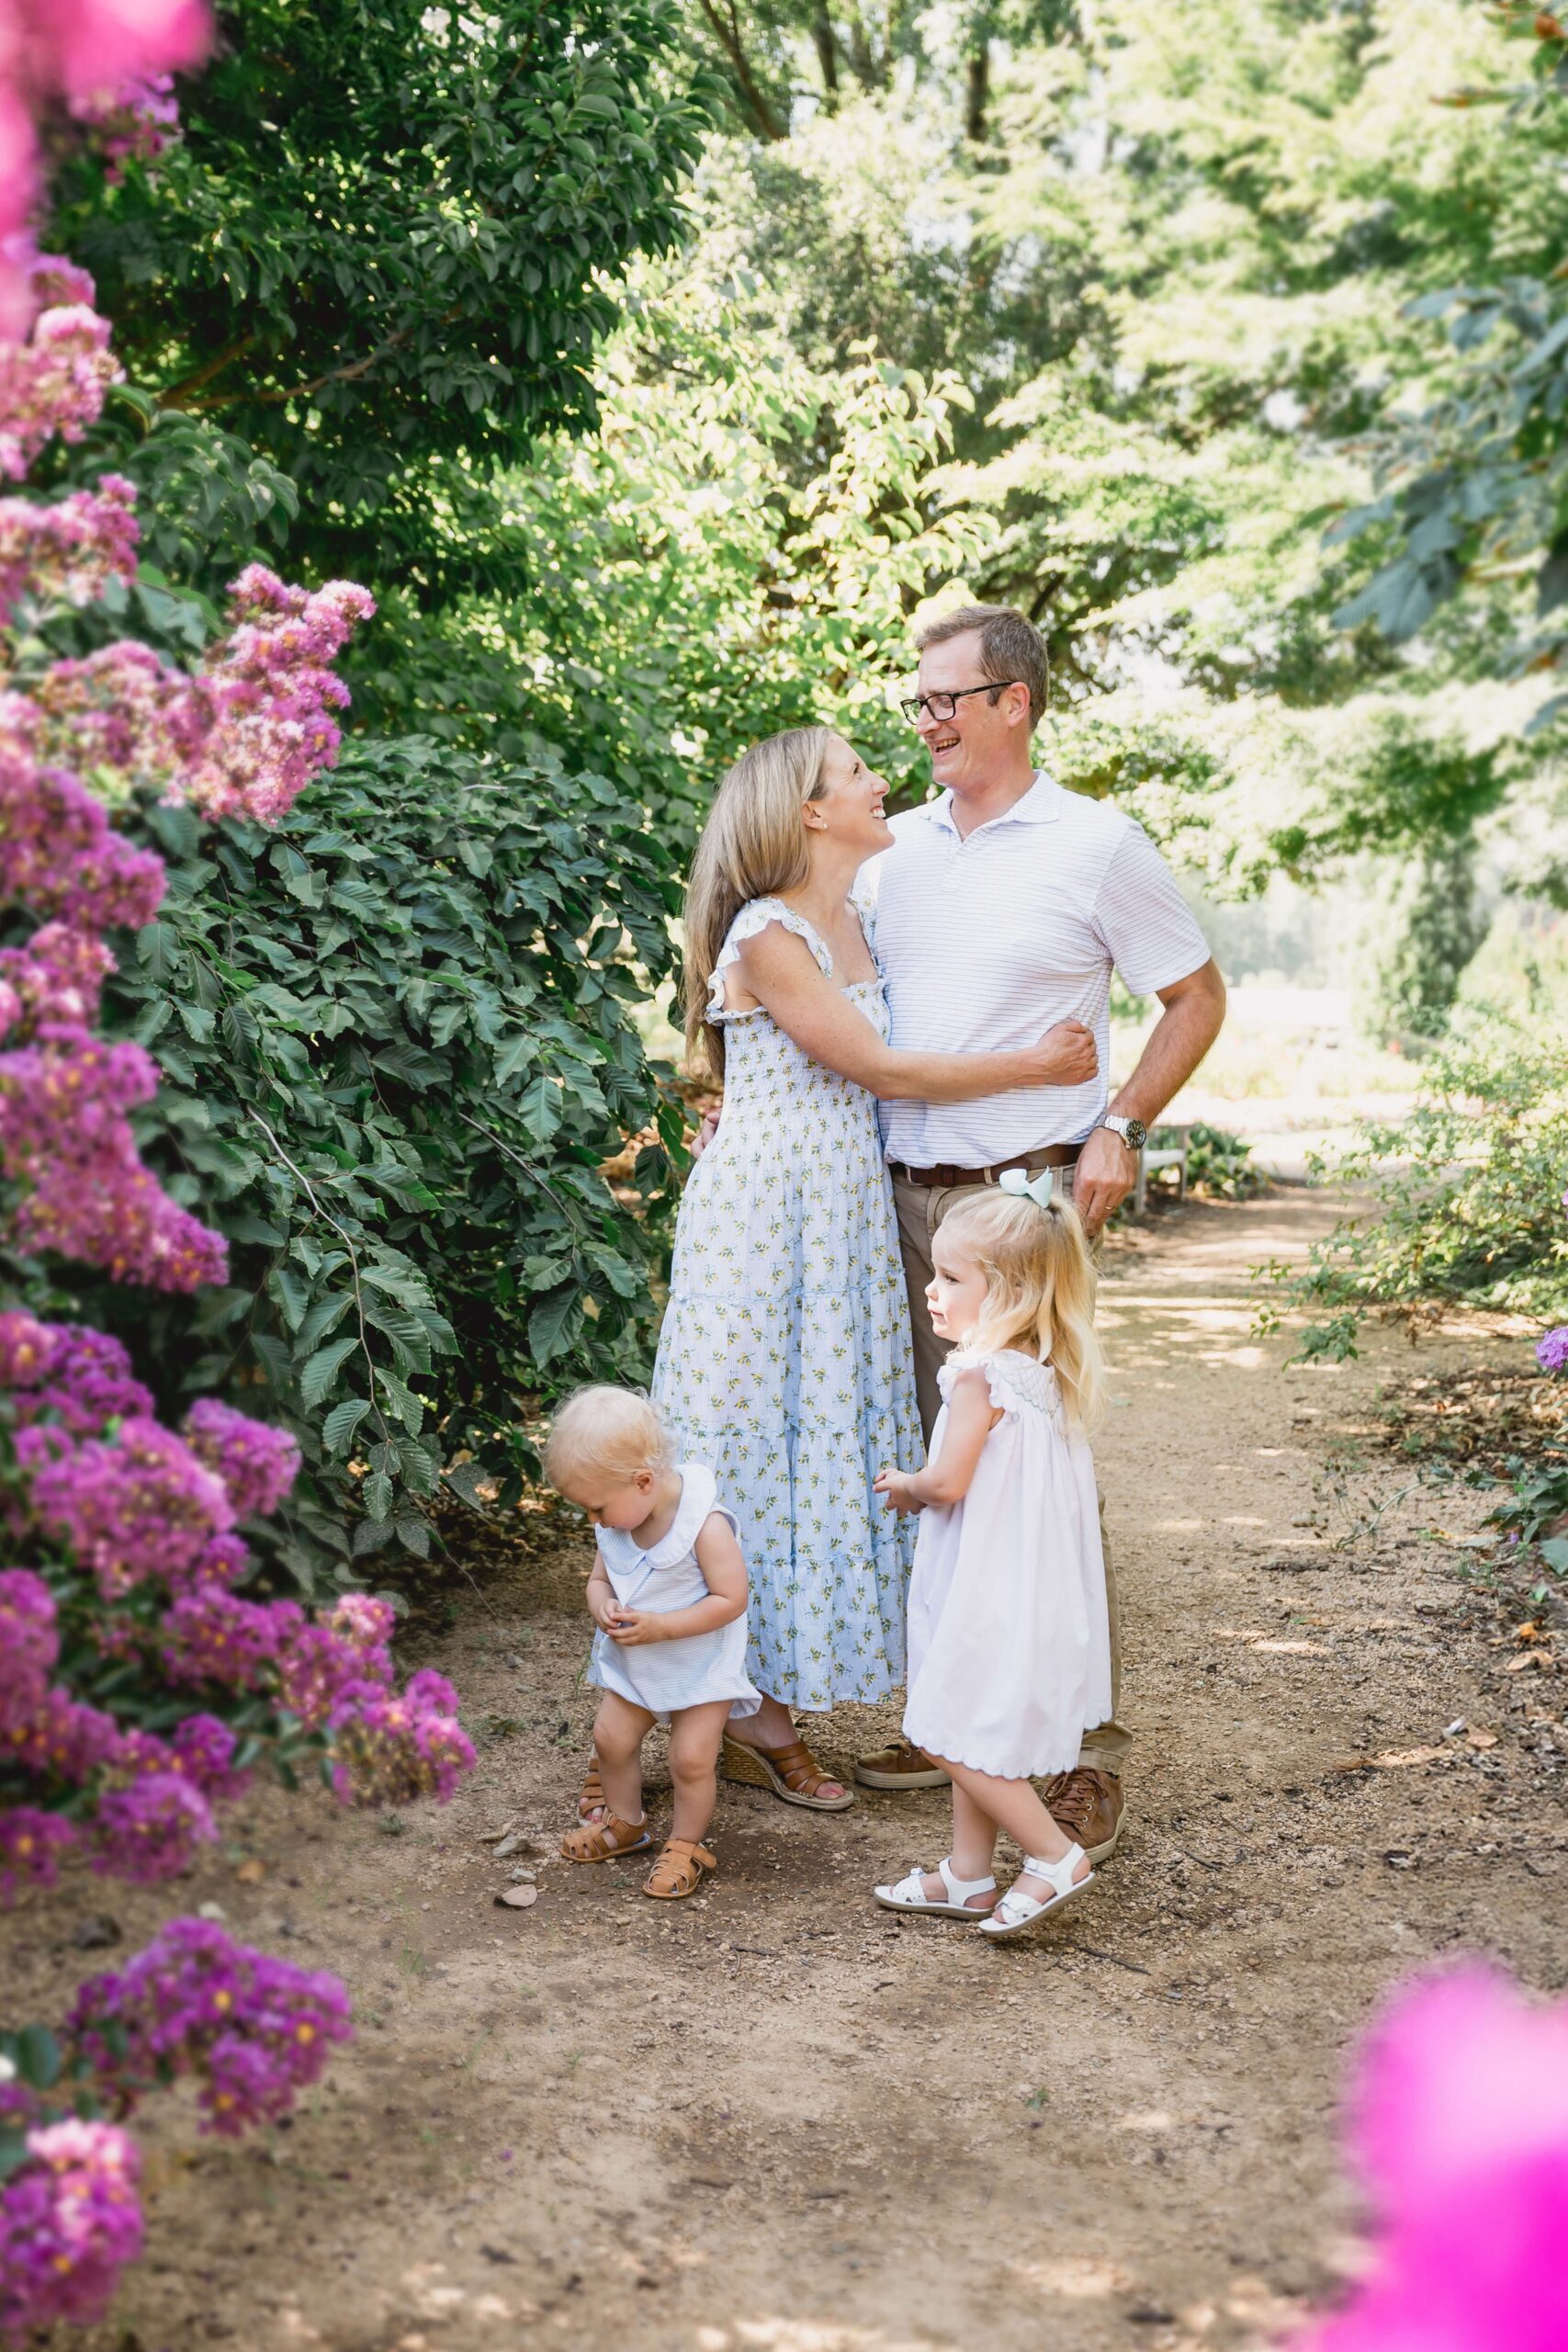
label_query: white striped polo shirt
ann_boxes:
[855,772,1211,1169]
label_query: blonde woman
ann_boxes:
[640,727,1098,1811]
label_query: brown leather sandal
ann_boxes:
[559,1810,653,1863]
[642,1838,716,1900]
[578,1755,605,1821]
[721,1731,854,1812]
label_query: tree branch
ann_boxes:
[698,0,786,139]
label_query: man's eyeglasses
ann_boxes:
[899,680,1024,725]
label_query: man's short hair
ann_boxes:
[914,604,1049,728]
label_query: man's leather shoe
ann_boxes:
[1041,1767,1125,1863]
[853,1738,952,1790]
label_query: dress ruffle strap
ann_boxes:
[706,898,834,1023]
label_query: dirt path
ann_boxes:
[26,1191,1565,2352]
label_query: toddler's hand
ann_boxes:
[606,1609,661,1646]
[590,1592,621,1632]
[874,1466,920,1515]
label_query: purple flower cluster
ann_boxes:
[69,72,180,177]
[27,1413,234,1598]
[0,2119,143,2341]
[329,1668,476,1806]
[68,1917,353,2136]
[184,567,378,823]
[0,271,118,476]
[0,1312,153,1432]
[0,471,138,619]
[0,1804,75,1898]
[89,1773,215,1883]
[1536,1325,1568,1374]
[183,1396,300,1518]
[0,1566,56,1726]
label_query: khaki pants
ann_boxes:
[892,1166,1132,1778]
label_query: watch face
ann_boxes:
[1122,1117,1148,1149]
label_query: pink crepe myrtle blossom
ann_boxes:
[0,1313,152,1431]
[67,1917,352,2136]
[27,1412,233,1598]
[89,1770,215,1883]
[1291,1965,1568,2352]
[182,1397,300,1520]
[0,470,137,616]
[328,1668,475,1807]
[0,2117,143,2340]
[68,71,178,176]
[0,1565,54,1724]
[0,1800,73,1896]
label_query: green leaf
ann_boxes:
[15,2026,61,2090]
[321,1396,372,1453]
[528,1285,580,1365]
[363,1468,394,1519]
[300,1334,363,1408]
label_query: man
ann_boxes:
[852,605,1226,1863]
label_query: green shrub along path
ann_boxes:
[20,1191,1561,2352]
[85,740,684,1584]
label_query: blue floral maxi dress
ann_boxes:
[652,899,919,1710]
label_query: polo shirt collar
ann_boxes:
[926,769,1063,836]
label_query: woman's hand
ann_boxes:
[1026,1019,1098,1087]
[874,1466,922,1515]
[605,1609,664,1646]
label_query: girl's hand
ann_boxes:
[606,1610,662,1646]
[589,1590,622,1633]
[874,1466,921,1515]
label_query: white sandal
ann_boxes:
[976,1845,1093,1940]
[874,1856,998,1919]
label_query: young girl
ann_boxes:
[547,1387,761,1901]
[871,1170,1111,1940]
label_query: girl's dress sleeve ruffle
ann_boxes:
[706,898,834,1023]
[939,1348,1060,1420]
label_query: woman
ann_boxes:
[587,726,1096,1814]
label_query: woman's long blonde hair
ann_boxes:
[682,726,835,1080]
[938,1187,1106,1432]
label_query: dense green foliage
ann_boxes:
[79,742,682,1584]
[1258,1015,1568,1363]
[55,0,713,604]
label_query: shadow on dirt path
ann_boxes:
[20,1190,1564,2352]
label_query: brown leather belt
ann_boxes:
[892,1144,1081,1190]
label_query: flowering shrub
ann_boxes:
[0,37,477,2336]
[1,1924,352,2337]
[0,2118,142,2340]
[1290,1965,1568,2352]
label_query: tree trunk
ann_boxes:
[965,30,989,141]
[698,0,787,139]
[813,4,840,100]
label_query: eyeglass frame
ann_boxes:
[899,679,1026,726]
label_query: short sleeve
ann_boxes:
[707,898,833,1022]
[1090,824,1211,998]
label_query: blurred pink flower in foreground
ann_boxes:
[1293,1965,1568,2352]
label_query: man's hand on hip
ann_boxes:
[1071,1126,1135,1236]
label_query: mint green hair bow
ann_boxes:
[998,1166,1055,1210]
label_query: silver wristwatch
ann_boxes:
[1097,1114,1147,1151]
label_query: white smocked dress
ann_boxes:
[902,1349,1111,1780]
[652,898,919,1711]
[587,1464,762,1722]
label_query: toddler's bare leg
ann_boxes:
[908,1779,999,1909]
[667,1699,732,1844]
[592,1692,653,1826]
[927,1753,1092,1895]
